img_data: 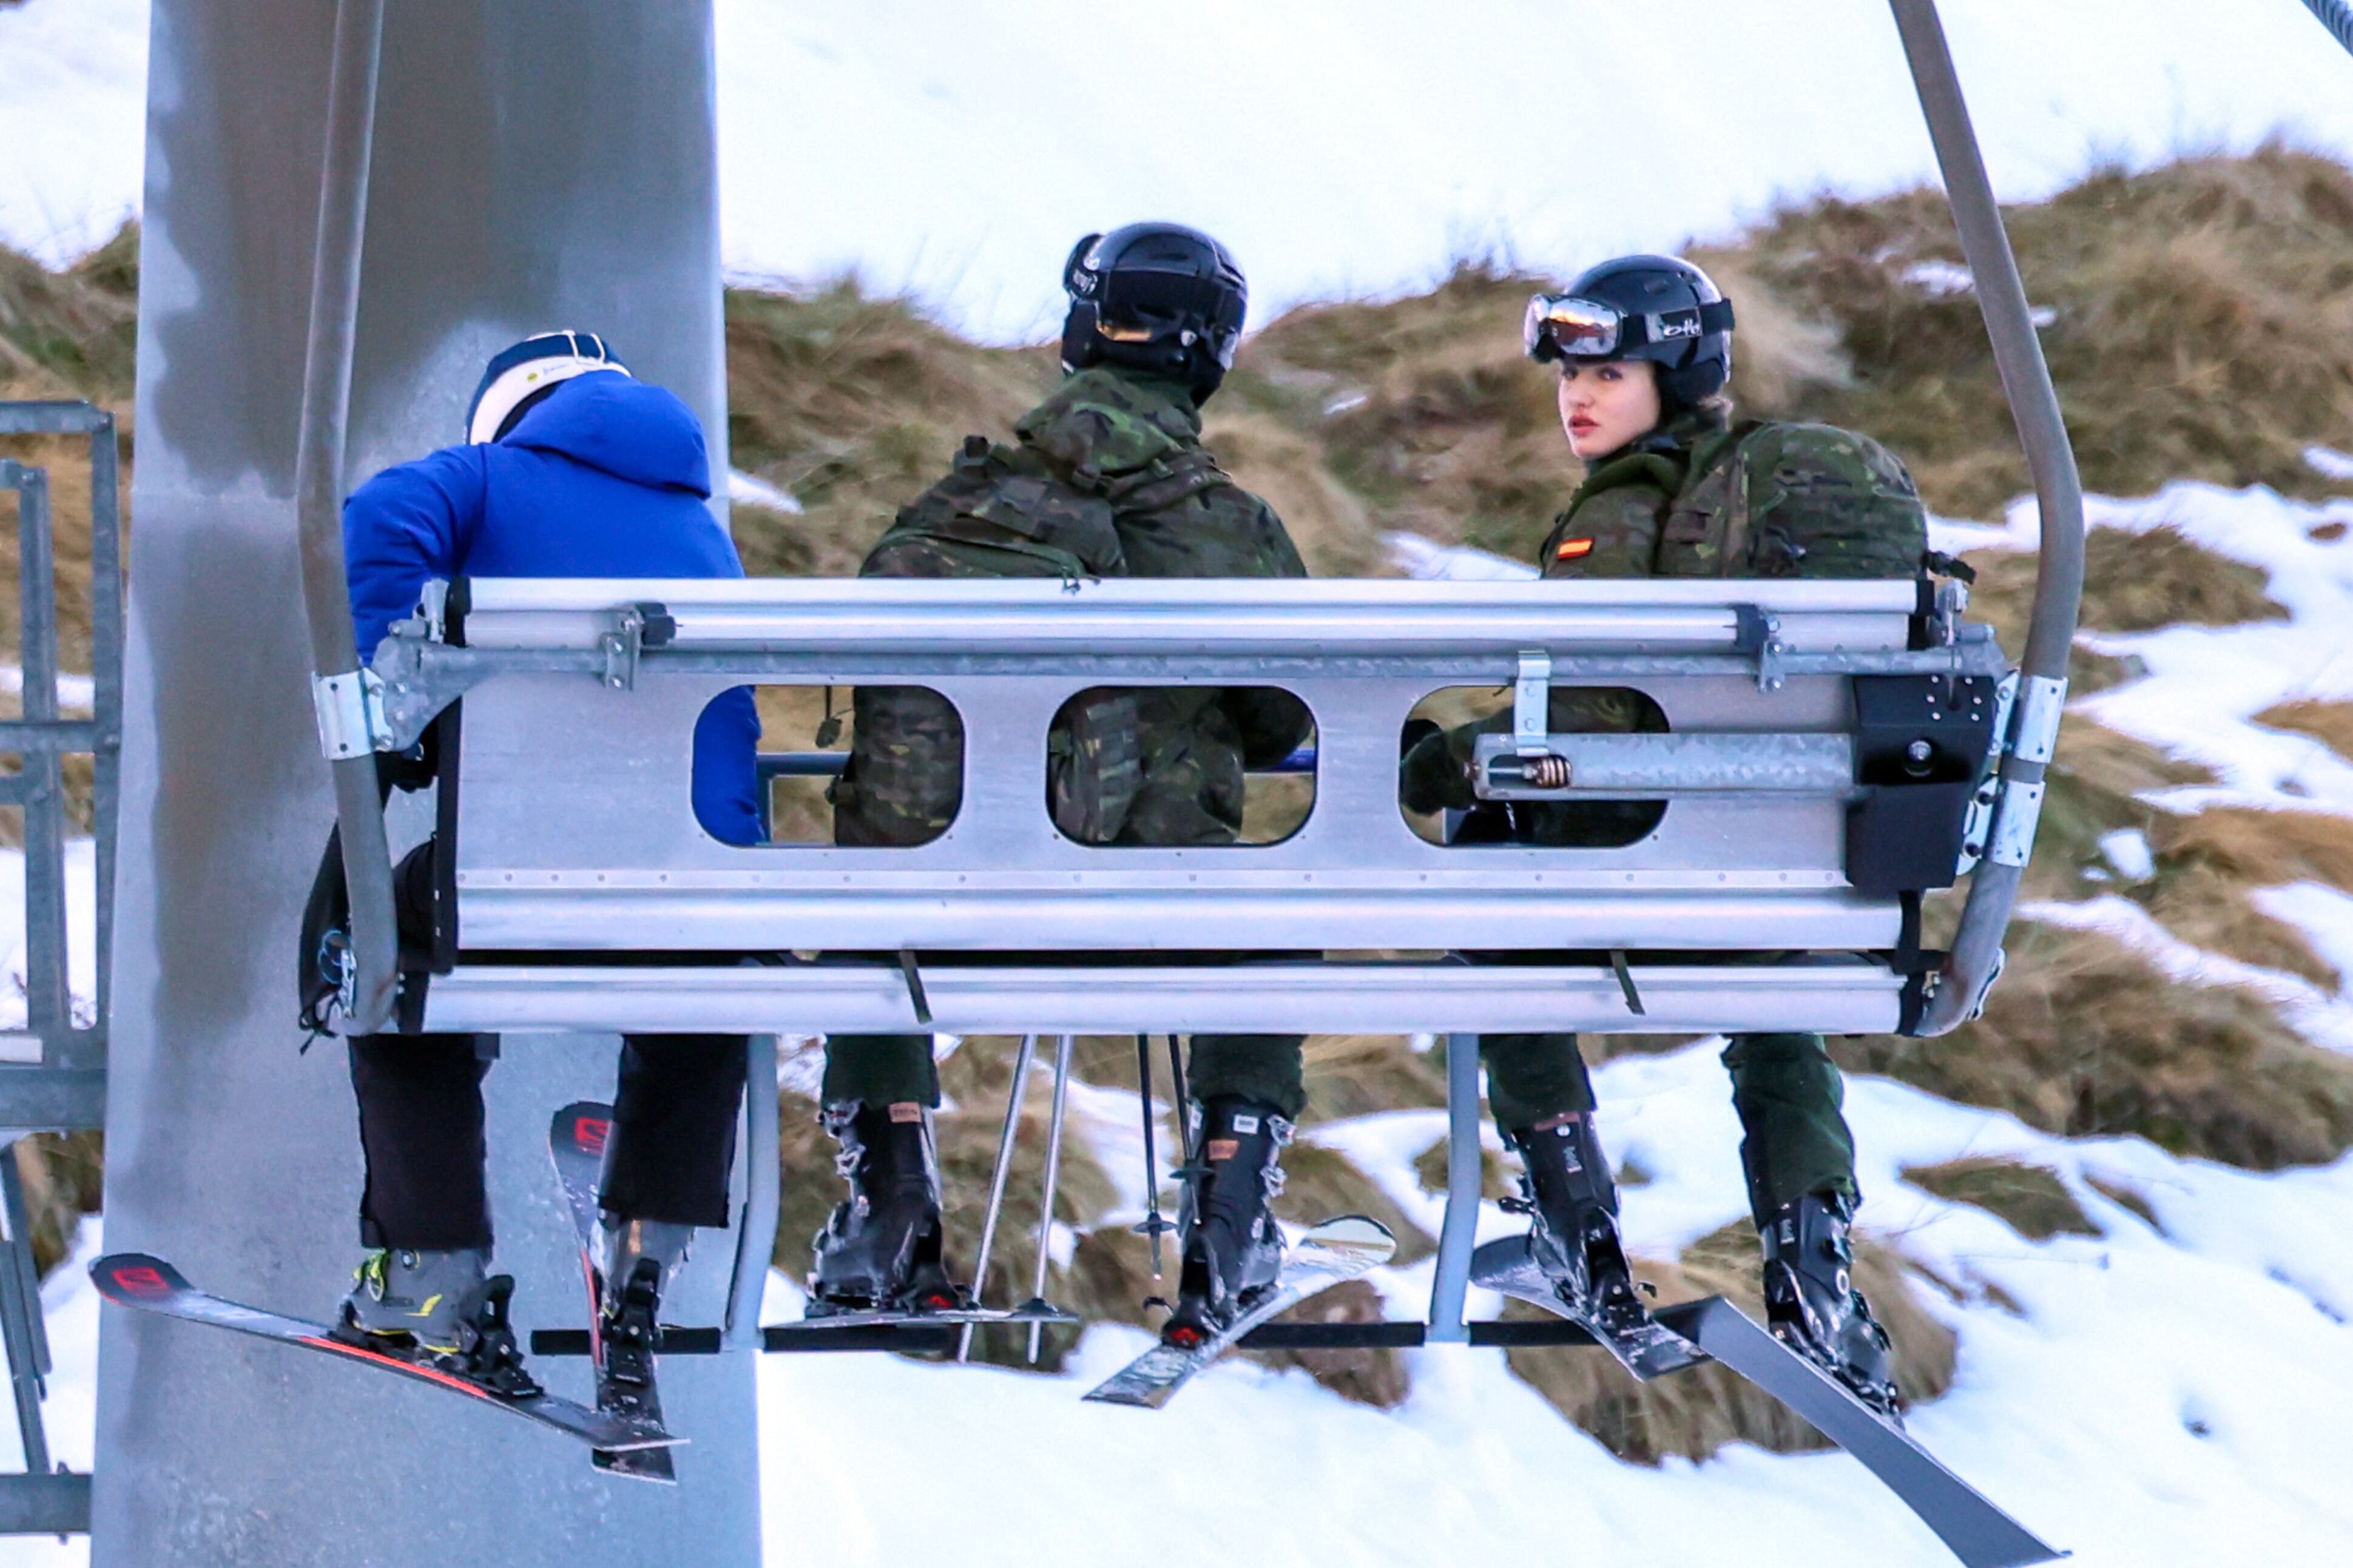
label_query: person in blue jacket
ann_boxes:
[333,332,760,1390]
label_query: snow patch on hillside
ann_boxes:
[14,0,2353,339]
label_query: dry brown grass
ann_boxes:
[1505,1222,1954,1462]
[1835,920,2353,1167]
[2257,699,2353,765]
[1900,1157,2102,1241]
[12,1132,101,1276]
[1718,146,2353,519]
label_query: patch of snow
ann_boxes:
[2053,483,2353,815]
[728,468,804,516]
[2021,897,2353,1052]
[2098,827,2155,883]
[0,843,101,1035]
[2306,445,2353,483]
[0,669,95,713]
[20,0,2353,342]
[1901,259,1977,297]
[1385,532,1539,582]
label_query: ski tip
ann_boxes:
[1468,1233,1534,1280]
[550,1101,615,1158]
[90,1253,192,1305]
[1298,1215,1395,1256]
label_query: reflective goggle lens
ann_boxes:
[1524,294,1622,362]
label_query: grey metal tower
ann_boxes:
[90,2,761,1560]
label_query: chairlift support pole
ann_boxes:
[958,1033,1039,1364]
[722,1034,781,1351]
[1888,0,2085,1035]
[1424,1034,1483,1344]
[291,0,399,1036]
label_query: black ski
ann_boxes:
[1471,1234,1708,1380]
[1084,1216,1396,1409]
[798,1302,1078,1330]
[89,1252,677,1453]
[1651,1297,2062,1568]
[550,1102,675,1485]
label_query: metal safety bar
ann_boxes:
[0,403,123,1535]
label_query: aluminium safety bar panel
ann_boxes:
[423,578,2005,957]
[420,960,1905,1037]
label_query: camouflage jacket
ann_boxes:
[836,365,1309,848]
[1401,409,1928,823]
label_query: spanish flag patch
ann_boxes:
[1555,537,1595,560]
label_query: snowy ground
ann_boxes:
[10,1032,2353,1567]
[10,0,2353,338]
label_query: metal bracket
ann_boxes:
[1988,778,2045,867]
[310,668,387,759]
[1954,670,2019,876]
[1513,650,1551,757]
[411,577,449,644]
[2010,673,2067,764]
[1734,604,1786,691]
[597,601,676,691]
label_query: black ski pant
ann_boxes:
[822,1032,1309,1122]
[350,1032,748,1252]
[1478,1030,1859,1222]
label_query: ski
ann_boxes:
[1083,1216,1395,1410]
[89,1252,678,1453]
[798,1302,1079,1330]
[1470,1233,1709,1381]
[550,1102,675,1485]
[1651,1297,2062,1568]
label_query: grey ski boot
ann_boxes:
[1163,1096,1291,1348]
[809,1100,967,1314]
[1760,1194,1902,1420]
[597,1217,694,1388]
[336,1248,540,1396]
[1504,1112,1652,1341]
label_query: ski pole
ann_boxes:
[1133,1035,1173,1308]
[1025,1033,1075,1364]
[957,1032,1038,1364]
[1167,1034,1197,1248]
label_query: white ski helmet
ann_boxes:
[465,331,630,444]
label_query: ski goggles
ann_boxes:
[1523,292,1735,363]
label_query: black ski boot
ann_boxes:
[810,1100,967,1314]
[336,1256,541,1399]
[597,1218,692,1388]
[1163,1096,1292,1348]
[1504,1112,1650,1340]
[1760,1194,1902,1421]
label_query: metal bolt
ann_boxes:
[1906,739,1934,764]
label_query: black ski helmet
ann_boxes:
[1524,255,1734,411]
[1059,223,1249,405]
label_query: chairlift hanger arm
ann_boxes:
[1888,0,2086,1036]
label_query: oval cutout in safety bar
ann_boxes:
[1399,685,1667,849]
[1044,686,1315,848]
[717,684,965,847]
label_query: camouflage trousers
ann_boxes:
[1481,1031,1858,1224]
[820,1032,1306,1122]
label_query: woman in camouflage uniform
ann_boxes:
[1401,255,1927,1415]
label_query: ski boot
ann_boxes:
[1760,1194,1902,1421]
[335,1248,541,1397]
[597,1217,694,1388]
[1503,1112,1652,1341]
[809,1100,967,1314]
[1163,1096,1292,1348]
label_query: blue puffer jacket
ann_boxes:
[343,371,764,847]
